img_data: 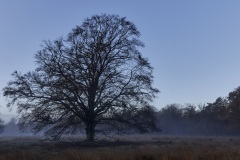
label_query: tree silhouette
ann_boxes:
[3,14,159,141]
[227,87,240,132]
[0,116,4,133]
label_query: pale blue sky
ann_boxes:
[1,0,240,116]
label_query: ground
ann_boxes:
[0,134,240,160]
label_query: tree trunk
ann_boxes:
[85,123,95,141]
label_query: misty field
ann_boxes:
[0,135,240,160]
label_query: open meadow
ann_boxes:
[0,135,240,160]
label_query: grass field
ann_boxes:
[0,135,240,160]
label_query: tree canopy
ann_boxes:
[3,14,159,141]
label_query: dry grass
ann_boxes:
[0,135,240,160]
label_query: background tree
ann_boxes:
[158,104,184,134]
[3,14,159,141]
[182,103,196,119]
[227,87,240,133]
[197,97,228,135]
[0,116,4,133]
[158,102,229,135]
[0,105,5,133]
[160,104,183,119]
[4,118,19,135]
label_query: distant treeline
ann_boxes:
[2,86,240,137]
[158,86,240,136]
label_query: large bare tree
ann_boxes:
[3,14,159,141]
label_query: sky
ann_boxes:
[1,0,240,119]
